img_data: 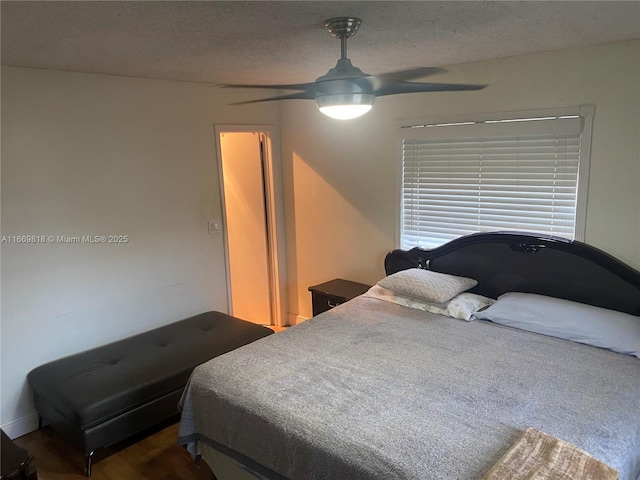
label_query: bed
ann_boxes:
[178,231,640,480]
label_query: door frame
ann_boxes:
[215,124,288,326]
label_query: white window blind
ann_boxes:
[399,108,593,249]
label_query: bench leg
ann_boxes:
[38,415,43,429]
[85,451,94,477]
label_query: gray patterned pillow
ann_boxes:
[365,285,495,321]
[378,268,478,304]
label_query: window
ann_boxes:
[397,106,594,249]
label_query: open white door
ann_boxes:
[217,127,287,326]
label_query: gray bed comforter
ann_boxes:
[178,296,640,480]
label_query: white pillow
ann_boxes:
[473,292,640,358]
[365,285,495,321]
[377,268,478,304]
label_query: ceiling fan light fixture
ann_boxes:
[316,93,374,120]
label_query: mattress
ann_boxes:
[178,296,640,480]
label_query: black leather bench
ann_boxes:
[27,311,273,476]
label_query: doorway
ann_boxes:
[216,126,287,326]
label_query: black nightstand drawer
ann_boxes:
[308,279,371,316]
[311,292,346,316]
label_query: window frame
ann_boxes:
[395,105,595,249]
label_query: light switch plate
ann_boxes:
[208,219,221,234]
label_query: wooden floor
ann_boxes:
[13,422,215,480]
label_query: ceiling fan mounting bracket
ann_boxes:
[324,17,362,39]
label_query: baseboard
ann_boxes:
[1,412,40,439]
[287,313,309,325]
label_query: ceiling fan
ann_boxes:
[225,17,488,120]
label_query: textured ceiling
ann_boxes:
[2,1,639,86]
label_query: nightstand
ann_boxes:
[308,278,371,316]
[1,429,37,480]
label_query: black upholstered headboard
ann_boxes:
[384,232,640,316]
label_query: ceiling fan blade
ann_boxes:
[367,67,446,90]
[374,81,488,97]
[229,91,316,106]
[222,82,315,92]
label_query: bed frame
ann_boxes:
[187,231,640,480]
[384,231,640,316]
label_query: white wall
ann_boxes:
[280,40,640,319]
[0,67,279,437]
